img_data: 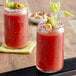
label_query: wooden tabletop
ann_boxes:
[0,0,76,73]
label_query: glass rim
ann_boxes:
[4,7,27,11]
[38,21,64,33]
[4,7,27,15]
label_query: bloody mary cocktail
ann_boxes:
[36,22,64,73]
[4,7,28,49]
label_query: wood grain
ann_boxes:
[0,0,76,73]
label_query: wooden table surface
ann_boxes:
[0,0,76,73]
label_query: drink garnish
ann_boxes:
[6,1,25,9]
[46,0,74,31]
[62,11,74,16]
[6,1,14,9]
[46,23,52,31]
[14,4,25,9]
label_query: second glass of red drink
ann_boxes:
[36,21,64,73]
[36,0,73,73]
[36,0,65,73]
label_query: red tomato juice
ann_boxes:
[4,8,28,48]
[37,26,64,72]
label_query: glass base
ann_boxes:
[3,43,26,49]
[36,66,62,73]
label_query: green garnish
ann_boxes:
[47,16,58,27]
[50,0,60,14]
[6,1,14,9]
[48,0,61,28]
[6,1,25,9]
[46,0,74,31]
[62,11,74,16]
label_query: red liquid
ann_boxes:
[37,27,64,72]
[4,9,28,48]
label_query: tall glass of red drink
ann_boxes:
[36,22,64,73]
[4,2,28,49]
